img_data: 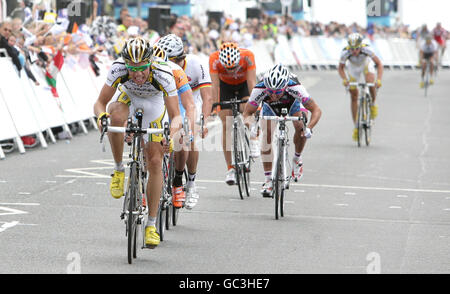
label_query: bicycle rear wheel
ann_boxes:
[234,126,245,200]
[156,202,166,241]
[168,153,180,226]
[424,62,430,97]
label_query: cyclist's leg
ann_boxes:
[260,108,274,173]
[291,105,307,157]
[219,108,233,169]
[141,107,168,246]
[107,87,130,198]
[185,102,202,208]
[347,64,361,125]
[108,87,131,165]
[365,59,377,104]
[260,118,274,196]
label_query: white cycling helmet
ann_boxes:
[152,43,168,62]
[121,37,153,64]
[348,32,363,48]
[264,64,290,90]
[156,34,185,58]
[219,42,241,69]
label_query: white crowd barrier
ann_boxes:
[0,53,106,159]
[271,35,450,70]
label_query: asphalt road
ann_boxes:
[1,70,449,274]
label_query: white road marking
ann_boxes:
[389,206,402,209]
[344,192,356,195]
[294,190,305,193]
[0,221,19,233]
[72,193,84,196]
[335,203,349,207]
[195,179,450,194]
[0,206,28,216]
[0,203,40,206]
[45,180,57,183]
[18,192,31,195]
[397,195,409,198]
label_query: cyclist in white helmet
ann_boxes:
[155,34,213,209]
[153,39,197,210]
[93,37,182,248]
[243,64,322,197]
[338,33,383,142]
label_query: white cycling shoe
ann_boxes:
[225,168,236,186]
[185,182,199,210]
[250,139,260,158]
[292,157,304,182]
[260,181,273,198]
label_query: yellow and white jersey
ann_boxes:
[106,57,177,99]
[339,44,376,67]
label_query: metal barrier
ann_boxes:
[271,35,450,70]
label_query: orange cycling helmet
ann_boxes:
[219,42,240,69]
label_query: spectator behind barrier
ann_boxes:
[0,21,23,73]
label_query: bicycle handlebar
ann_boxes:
[262,116,303,122]
[211,99,248,110]
[348,82,375,87]
[105,126,165,135]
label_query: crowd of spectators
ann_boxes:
[0,1,448,152]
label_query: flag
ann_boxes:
[45,50,64,98]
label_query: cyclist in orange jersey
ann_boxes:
[209,42,257,185]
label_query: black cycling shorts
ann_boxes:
[219,80,250,110]
[423,52,434,60]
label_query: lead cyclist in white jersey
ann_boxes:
[338,33,383,142]
[154,34,214,210]
[93,37,182,248]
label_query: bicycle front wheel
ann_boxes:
[364,94,372,146]
[127,163,139,264]
[273,141,284,220]
[357,98,364,147]
[242,131,251,197]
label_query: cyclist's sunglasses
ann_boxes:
[265,87,285,95]
[169,54,186,62]
[349,46,361,51]
[126,62,151,72]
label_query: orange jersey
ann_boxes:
[167,61,191,94]
[209,48,256,85]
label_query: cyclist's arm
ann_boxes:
[164,94,182,137]
[338,63,348,83]
[371,55,384,82]
[179,89,196,135]
[93,84,116,124]
[246,69,257,94]
[303,99,322,131]
[210,72,220,104]
[200,86,213,120]
[243,102,258,128]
